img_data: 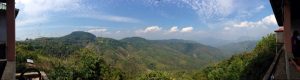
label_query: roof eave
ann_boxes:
[0,9,19,18]
[270,0,284,26]
[0,0,5,3]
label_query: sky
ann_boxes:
[15,0,278,42]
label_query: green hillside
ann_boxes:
[16,31,225,79]
[16,31,276,80]
[193,34,276,80]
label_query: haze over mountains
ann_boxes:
[218,41,257,55]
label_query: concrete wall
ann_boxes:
[276,32,284,43]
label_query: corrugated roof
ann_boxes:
[274,27,284,32]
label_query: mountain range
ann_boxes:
[218,41,257,56]
[18,31,256,78]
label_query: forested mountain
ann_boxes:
[17,31,225,79]
[218,41,257,56]
[16,31,276,80]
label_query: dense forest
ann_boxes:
[16,31,276,80]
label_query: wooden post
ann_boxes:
[284,0,292,55]
[6,0,15,61]
[2,0,16,79]
[283,0,291,79]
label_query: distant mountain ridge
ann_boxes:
[218,40,257,56]
[62,31,96,41]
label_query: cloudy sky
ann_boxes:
[15,0,277,41]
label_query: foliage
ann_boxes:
[198,34,276,80]
[16,42,124,80]
[48,49,124,80]
[139,71,172,80]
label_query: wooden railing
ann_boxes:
[262,44,284,80]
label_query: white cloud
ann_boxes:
[16,0,81,17]
[16,0,82,27]
[115,31,121,34]
[16,0,141,27]
[232,14,276,28]
[182,0,235,20]
[180,27,193,32]
[169,26,179,32]
[79,13,141,23]
[102,15,140,23]
[256,5,265,11]
[143,26,162,33]
[142,0,266,23]
[233,21,252,28]
[16,16,48,27]
[88,28,107,33]
[224,27,231,30]
[220,14,277,40]
[261,14,277,25]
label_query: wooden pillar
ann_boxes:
[284,0,292,54]
[2,0,16,79]
[6,0,15,61]
[283,1,293,79]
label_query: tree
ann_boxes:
[200,34,276,80]
[139,71,172,80]
[48,49,124,80]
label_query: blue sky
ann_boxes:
[15,0,277,42]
